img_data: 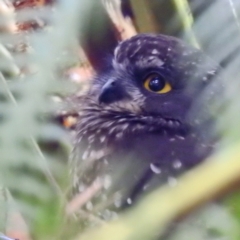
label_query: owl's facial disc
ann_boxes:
[79,33,221,138]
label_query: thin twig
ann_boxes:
[66,179,103,215]
[30,137,65,199]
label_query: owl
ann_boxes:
[70,33,221,209]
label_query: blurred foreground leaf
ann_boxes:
[77,143,240,240]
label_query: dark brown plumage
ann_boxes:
[70,33,221,209]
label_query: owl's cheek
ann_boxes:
[144,96,192,121]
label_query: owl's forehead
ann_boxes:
[113,34,190,68]
[112,34,218,80]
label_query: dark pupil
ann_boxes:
[148,76,165,92]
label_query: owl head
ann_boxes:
[72,34,223,203]
[79,34,221,140]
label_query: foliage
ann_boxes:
[1,1,240,240]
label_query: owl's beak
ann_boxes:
[98,80,128,104]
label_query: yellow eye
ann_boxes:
[143,73,172,93]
